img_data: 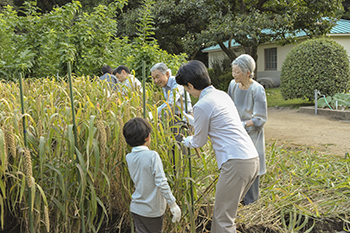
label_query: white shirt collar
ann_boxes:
[132,145,149,152]
[199,85,215,99]
[165,76,176,89]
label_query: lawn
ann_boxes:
[266,88,313,108]
[191,87,313,108]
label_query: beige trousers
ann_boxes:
[211,157,259,233]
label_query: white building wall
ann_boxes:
[330,35,350,58]
[207,49,245,69]
[208,51,230,69]
[256,39,309,72]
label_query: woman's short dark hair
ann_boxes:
[113,65,131,75]
[175,60,211,90]
[123,117,152,147]
[101,65,113,74]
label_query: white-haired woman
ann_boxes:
[228,54,267,205]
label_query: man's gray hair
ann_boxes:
[231,54,256,78]
[150,63,169,75]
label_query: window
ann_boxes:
[265,48,277,70]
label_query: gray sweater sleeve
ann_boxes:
[251,84,267,131]
[152,152,176,205]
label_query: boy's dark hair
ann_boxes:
[113,65,131,75]
[101,65,113,74]
[175,60,211,90]
[123,117,152,147]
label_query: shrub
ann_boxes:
[208,58,232,91]
[280,38,350,100]
[210,71,232,91]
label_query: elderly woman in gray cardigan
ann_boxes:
[228,54,267,205]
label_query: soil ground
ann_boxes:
[264,107,350,157]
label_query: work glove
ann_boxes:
[148,112,153,120]
[181,135,193,148]
[169,202,181,223]
[182,111,194,125]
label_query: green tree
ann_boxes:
[117,0,344,63]
[0,0,14,12]
[342,0,350,19]
[112,0,187,80]
[3,1,124,77]
[8,1,344,62]
[0,5,19,77]
[11,0,115,13]
[116,0,210,58]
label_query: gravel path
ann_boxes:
[264,107,350,157]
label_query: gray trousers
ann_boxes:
[210,157,259,233]
[243,175,260,205]
[131,212,164,233]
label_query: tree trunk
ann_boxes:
[244,46,258,80]
[218,41,237,62]
[219,43,259,79]
[189,49,199,60]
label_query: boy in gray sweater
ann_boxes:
[123,117,181,233]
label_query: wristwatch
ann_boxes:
[244,121,247,127]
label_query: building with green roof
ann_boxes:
[202,19,350,88]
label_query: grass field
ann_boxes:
[1,78,348,233]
